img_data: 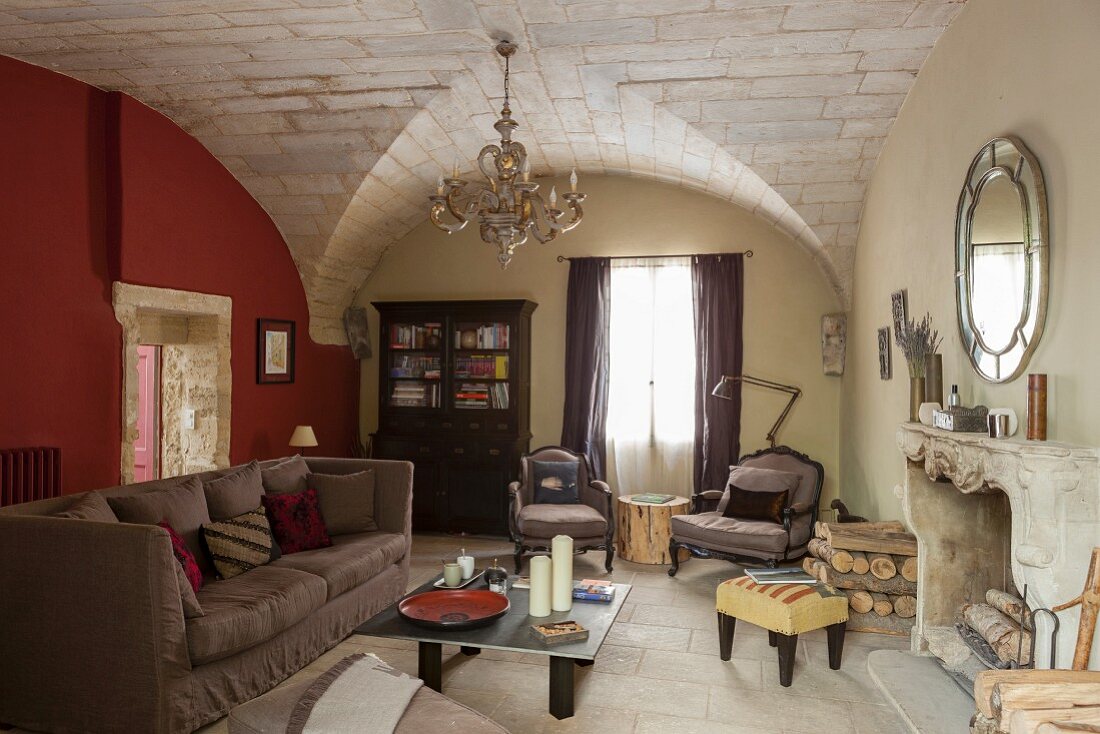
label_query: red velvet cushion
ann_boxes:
[159,520,203,594]
[261,489,332,555]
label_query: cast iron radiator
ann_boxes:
[0,447,62,506]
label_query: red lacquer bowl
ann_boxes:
[398,590,510,630]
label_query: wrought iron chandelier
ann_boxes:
[428,40,586,267]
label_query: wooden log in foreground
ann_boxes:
[892,594,916,619]
[824,524,917,556]
[868,553,897,580]
[846,590,874,614]
[1008,706,1100,734]
[817,565,917,595]
[870,592,893,616]
[845,609,913,636]
[808,538,854,573]
[994,681,1100,720]
[975,670,1100,720]
[850,550,870,575]
[1036,723,1100,734]
[963,603,1032,665]
[899,555,918,583]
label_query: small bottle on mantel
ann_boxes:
[947,384,961,407]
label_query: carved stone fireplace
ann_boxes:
[895,423,1100,673]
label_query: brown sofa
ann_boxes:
[0,457,413,734]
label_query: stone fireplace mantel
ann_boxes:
[895,423,1100,671]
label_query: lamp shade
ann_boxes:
[288,425,318,448]
[712,377,736,399]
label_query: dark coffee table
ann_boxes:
[355,576,631,719]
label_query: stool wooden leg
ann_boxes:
[826,622,846,670]
[776,633,798,687]
[717,612,736,661]
[768,630,778,647]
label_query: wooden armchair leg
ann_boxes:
[513,544,524,575]
[668,539,682,577]
[604,545,614,573]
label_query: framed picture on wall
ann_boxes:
[257,318,295,384]
[891,289,908,337]
[878,326,892,380]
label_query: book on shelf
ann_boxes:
[389,381,439,408]
[572,579,615,603]
[743,568,818,586]
[455,324,510,350]
[390,322,442,350]
[454,381,508,410]
[633,493,676,504]
[453,354,509,379]
[390,354,441,379]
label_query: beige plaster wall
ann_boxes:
[841,0,1100,521]
[358,175,843,504]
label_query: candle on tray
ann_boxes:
[529,555,552,617]
[551,535,573,612]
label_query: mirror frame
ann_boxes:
[955,135,1049,383]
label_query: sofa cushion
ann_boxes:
[161,520,203,594]
[670,512,788,554]
[204,461,264,521]
[272,531,405,600]
[518,503,606,539]
[261,488,332,555]
[202,507,275,580]
[308,469,377,535]
[172,561,204,619]
[188,566,326,665]
[108,476,214,574]
[55,492,118,522]
[261,455,310,495]
[717,466,801,514]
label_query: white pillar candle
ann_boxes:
[551,534,574,612]
[529,555,552,617]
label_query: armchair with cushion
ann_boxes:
[508,446,615,574]
[667,445,823,576]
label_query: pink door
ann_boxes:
[134,345,160,482]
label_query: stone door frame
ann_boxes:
[112,282,232,485]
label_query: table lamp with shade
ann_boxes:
[289,425,318,455]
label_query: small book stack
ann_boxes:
[572,579,615,603]
[633,493,675,504]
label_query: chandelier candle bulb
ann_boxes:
[549,186,557,208]
[551,535,574,612]
[436,175,444,196]
[529,555,552,617]
[570,168,577,192]
[452,156,459,179]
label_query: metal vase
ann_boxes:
[910,377,926,422]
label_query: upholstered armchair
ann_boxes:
[668,446,824,575]
[508,446,615,574]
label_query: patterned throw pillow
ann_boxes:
[159,520,203,594]
[261,489,332,555]
[202,507,276,579]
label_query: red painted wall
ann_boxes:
[0,56,358,493]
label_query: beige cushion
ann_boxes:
[261,455,310,495]
[55,492,117,523]
[108,476,213,574]
[670,512,788,554]
[717,466,802,514]
[188,566,326,665]
[308,469,377,535]
[272,531,405,600]
[203,461,264,521]
[518,503,606,539]
[228,674,508,734]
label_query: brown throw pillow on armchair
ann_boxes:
[716,466,801,515]
[721,485,789,524]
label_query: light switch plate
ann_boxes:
[182,409,196,430]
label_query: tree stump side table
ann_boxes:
[616,495,691,564]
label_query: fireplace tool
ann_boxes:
[1020,585,1060,670]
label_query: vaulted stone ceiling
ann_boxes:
[0,0,965,343]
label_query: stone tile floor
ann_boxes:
[199,533,909,733]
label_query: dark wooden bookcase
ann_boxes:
[371,299,537,535]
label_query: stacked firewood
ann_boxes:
[802,520,917,635]
[971,669,1100,733]
[961,589,1033,667]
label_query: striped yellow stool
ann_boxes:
[716,576,849,686]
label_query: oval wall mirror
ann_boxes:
[955,136,1049,383]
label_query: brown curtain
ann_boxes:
[692,253,744,494]
[560,257,611,479]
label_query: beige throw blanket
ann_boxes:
[288,653,423,734]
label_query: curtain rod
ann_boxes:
[555,250,752,263]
